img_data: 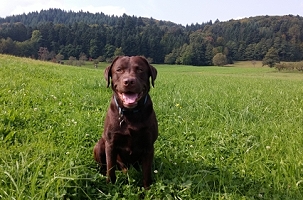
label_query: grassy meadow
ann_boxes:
[0,55,303,199]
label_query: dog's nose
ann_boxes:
[123,78,135,86]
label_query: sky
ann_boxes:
[1,0,303,25]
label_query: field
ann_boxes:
[0,54,303,199]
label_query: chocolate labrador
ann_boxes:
[93,56,158,189]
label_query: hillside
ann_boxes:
[0,9,303,65]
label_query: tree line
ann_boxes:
[1,9,303,66]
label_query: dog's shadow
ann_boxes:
[89,154,262,197]
[152,155,263,198]
[70,150,284,199]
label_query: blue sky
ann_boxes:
[1,0,303,25]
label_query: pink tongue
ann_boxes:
[122,93,138,104]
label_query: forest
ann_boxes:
[0,8,303,65]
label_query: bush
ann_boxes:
[212,53,227,66]
[275,62,303,72]
[296,63,303,71]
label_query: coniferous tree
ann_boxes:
[1,10,303,65]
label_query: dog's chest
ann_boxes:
[114,128,149,155]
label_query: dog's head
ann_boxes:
[104,56,157,109]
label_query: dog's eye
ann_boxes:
[136,68,143,73]
[116,68,123,73]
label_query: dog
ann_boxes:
[93,56,158,189]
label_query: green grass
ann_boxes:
[1,55,303,199]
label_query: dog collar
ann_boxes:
[114,95,148,126]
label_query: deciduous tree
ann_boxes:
[38,47,49,61]
[262,47,280,67]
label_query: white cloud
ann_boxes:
[0,0,65,17]
[232,16,247,20]
[0,0,18,17]
[0,0,126,18]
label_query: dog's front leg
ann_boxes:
[142,147,154,189]
[105,141,117,184]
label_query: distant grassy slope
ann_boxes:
[1,55,303,199]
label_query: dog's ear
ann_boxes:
[149,64,157,87]
[104,56,120,87]
[139,56,157,87]
[104,65,112,87]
